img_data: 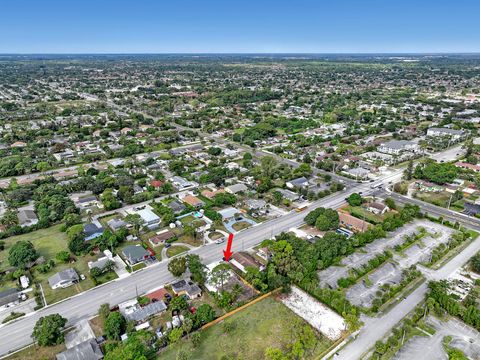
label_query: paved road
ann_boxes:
[0,94,466,357]
[335,192,480,360]
[0,174,391,357]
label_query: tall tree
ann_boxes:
[8,240,38,268]
[32,314,67,346]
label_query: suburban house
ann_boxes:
[48,268,80,289]
[171,279,202,299]
[135,208,161,229]
[17,209,38,228]
[415,180,445,193]
[338,212,372,233]
[83,223,104,241]
[427,127,465,140]
[225,183,248,194]
[366,202,389,215]
[122,245,150,266]
[201,188,225,199]
[181,195,205,209]
[171,176,196,190]
[344,167,370,180]
[275,188,300,201]
[378,140,419,155]
[145,288,170,302]
[88,250,114,271]
[55,339,103,360]
[244,199,267,213]
[218,207,241,220]
[149,229,176,246]
[256,247,272,261]
[230,252,265,273]
[455,162,480,173]
[124,300,168,323]
[286,177,309,189]
[168,199,186,214]
[53,149,75,162]
[75,195,101,210]
[107,217,127,231]
[0,288,20,309]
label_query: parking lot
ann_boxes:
[346,262,403,308]
[394,316,480,360]
[318,220,452,291]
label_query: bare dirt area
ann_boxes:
[280,286,347,341]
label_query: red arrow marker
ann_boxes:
[223,233,234,261]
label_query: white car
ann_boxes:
[215,238,225,244]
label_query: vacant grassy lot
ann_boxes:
[4,343,66,360]
[0,225,67,272]
[159,297,333,360]
[166,245,189,258]
[232,220,252,232]
[415,191,450,208]
[344,205,384,224]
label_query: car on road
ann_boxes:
[215,238,225,244]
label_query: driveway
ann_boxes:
[112,255,129,278]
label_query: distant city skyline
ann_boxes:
[1,0,479,53]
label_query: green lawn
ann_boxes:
[415,191,451,208]
[232,221,252,232]
[180,215,206,229]
[4,343,66,360]
[166,245,189,258]
[344,206,384,224]
[38,253,97,305]
[158,297,333,360]
[209,231,224,240]
[0,225,68,272]
[0,225,114,304]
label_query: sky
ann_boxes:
[1,0,479,54]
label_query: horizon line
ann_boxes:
[1,52,480,56]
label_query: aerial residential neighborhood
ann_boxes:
[0,2,480,360]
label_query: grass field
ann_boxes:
[4,343,66,360]
[232,220,252,232]
[158,297,333,360]
[0,225,68,272]
[166,245,189,258]
[38,253,97,305]
[344,205,384,224]
[415,191,450,208]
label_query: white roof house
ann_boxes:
[427,127,465,140]
[135,208,160,228]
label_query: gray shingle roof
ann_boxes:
[125,301,167,322]
[48,268,79,288]
[55,339,103,360]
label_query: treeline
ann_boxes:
[302,203,421,270]
[427,280,480,331]
[413,160,458,185]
